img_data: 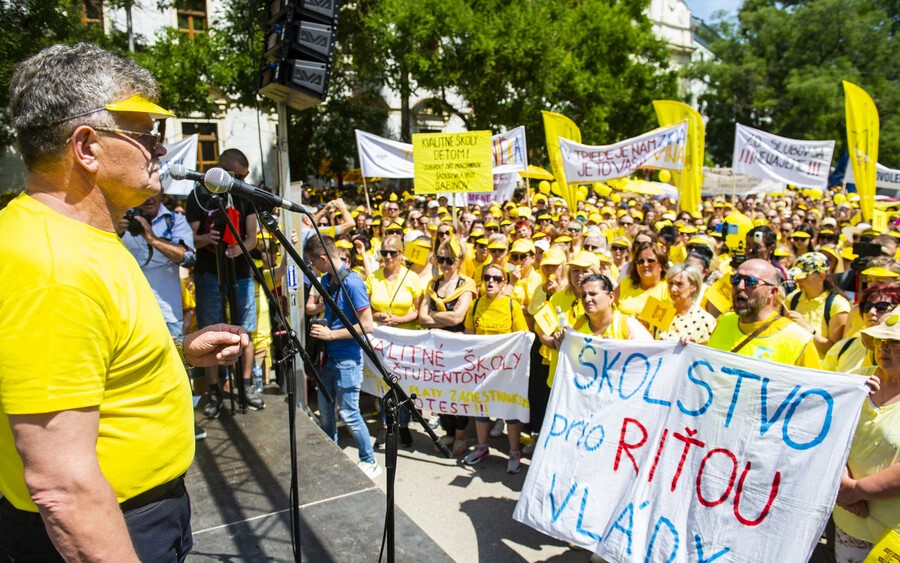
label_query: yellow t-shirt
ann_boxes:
[464,295,527,335]
[785,289,851,342]
[822,336,871,373]
[512,268,544,308]
[617,277,669,317]
[833,398,900,543]
[365,266,423,329]
[707,312,821,369]
[0,194,193,511]
[844,305,864,340]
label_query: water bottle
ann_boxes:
[252,362,263,393]
[556,306,568,330]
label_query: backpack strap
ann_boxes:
[837,337,856,359]
[790,291,801,311]
[824,292,837,326]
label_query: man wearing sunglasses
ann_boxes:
[708,260,821,368]
[0,43,250,561]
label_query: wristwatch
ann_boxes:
[174,336,194,368]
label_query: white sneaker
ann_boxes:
[489,419,505,438]
[357,460,383,479]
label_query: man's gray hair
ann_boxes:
[9,43,160,168]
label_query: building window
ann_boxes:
[81,0,103,26]
[176,0,207,41]
[181,122,218,171]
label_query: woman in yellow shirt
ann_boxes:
[784,251,851,357]
[462,263,528,474]
[824,284,900,373]
[365,234,423,448]
[615,240,669,318]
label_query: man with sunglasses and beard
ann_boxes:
[708,259,821,368]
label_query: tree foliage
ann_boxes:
[687,0,900,167]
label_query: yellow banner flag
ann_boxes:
[542,110,581,211]
[843,81,879,222]
[653,100,704,214]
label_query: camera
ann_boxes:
[123,207,152,236]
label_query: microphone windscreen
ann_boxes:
[204,167,232,194]
[169,163,188,180]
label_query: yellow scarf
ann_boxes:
[427,275,477,312]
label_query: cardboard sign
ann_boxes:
[534,302,560,335]
[639,295,676,332]
[412,131,493,194]
[515,337,869,563]
[404,242,431,266]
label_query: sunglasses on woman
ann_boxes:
[509,252,532,262]
[436,256,455,265]
[380,249,400,257]
[730,273,776,288]
[861,301,895,314]
[483,274,504,283]
[583,244,600,252]
[489,248,506,254]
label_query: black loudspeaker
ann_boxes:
[258,0,339,111]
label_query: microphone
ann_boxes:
[203,167,306,214]
[168,164,206,182]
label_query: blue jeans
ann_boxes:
[319,356,375,464]
[195,272,257,332]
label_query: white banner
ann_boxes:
[845,160,900,191]
[732,124,835,189]
[356,129,416,179]
[558,122,687,184]
[467,173,518,205]
[514,336,868,563]
[362,326,534,422]
[491,125,528,174]
[158,135,199,195]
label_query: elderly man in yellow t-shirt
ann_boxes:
[0,44,248,561]
[708,259,821,368]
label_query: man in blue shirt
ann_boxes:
[304,235,381,479]
[119,191,195,337]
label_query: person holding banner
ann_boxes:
[833,314,900,562]
[573,274,652,344]
[418,239,477,456]
[784,252,851,357]
[651,263,717,344]
[365,234,423,448]
[708,259,821,368]
[614,241,669,319]
[463,263,528,473]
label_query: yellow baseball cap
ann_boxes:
[511,239,536,254]
[540,247,567,266]
[105,94,174,119]
[568,251,599,269]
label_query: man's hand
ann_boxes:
[116,218,129,236]
[134,216,156,242]
[310,323,335,341]
[195,229,221,248]
[183,324,249,366]
[225,244,242,259]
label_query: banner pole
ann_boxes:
[362,175,373,214]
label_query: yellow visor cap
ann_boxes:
[105,95,175,119]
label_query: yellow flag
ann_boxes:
[542,110,582,211]
[843,81,879,222]
[653,100,704,214]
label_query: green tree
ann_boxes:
[687,0,900,167]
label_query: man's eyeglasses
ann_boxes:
[483,274,504,283]
[92,126,161,152]
[436,256,455,265]
[862,301,896,314]
[380,249,400,258]
[509,252,532,262]
[730,273,776,288]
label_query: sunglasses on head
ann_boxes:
[730,273,776,288]
[436,256,455,265]
[862,301,895,314]
[380,249,400,257]
[483,274,504,283]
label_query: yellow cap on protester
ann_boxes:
[105,94,174,119]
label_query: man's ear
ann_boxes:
[69,126,102,174]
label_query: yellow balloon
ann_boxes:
[593,182,611,197]
[610,193,622,203]
[550,181,561,196]
[658,169,672,183]
[538,180,551,195]
[576,185,589,201]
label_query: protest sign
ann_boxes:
[362,326,534,421]
[844,161,900,192]
[514,336,868,563]
[558,122,687,184]
[355,129,415,179]
[639,295,675,332]
[413,131,493,194]
[492,126,528,174]
[158,135,198,195]
[732,124,835,189]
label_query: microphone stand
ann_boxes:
[211,195,247,413]
[256,210,452,563]
[213,201,333,563]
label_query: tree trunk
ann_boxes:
[399,63,411,143]
[126,1,134,53]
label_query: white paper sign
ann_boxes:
[356,129,416,179]
[491,125,528,174]
[732,124,835,189]
[514,336,868,563]
[845,160,900,191]
[558,122,687,184]
[158,135,199,195]
[362,325,534,422]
